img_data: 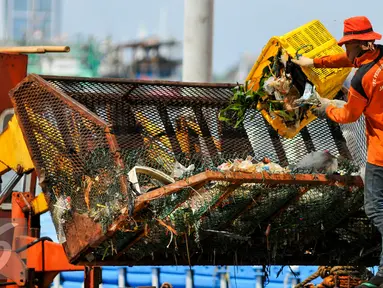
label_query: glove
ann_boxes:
[312,93,346,119]
[312,96,331,119]
[291,56,314,67]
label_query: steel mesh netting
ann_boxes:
[8,74,377,265]
[8,78,128,244]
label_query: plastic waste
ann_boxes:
[171,161,195,178]
[302,82,314,100]
[217,156,289,174]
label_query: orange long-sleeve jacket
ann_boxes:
[313,45,383,167]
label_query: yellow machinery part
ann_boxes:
[0,114,34,175]
[0,114,53,215]
[0,162,8,174]
[30,192,49,215]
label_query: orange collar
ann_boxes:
[354,48,380,67]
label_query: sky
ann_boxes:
[61,0,383,76]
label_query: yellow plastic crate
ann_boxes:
[246,20,352,139]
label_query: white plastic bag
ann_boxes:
[171,161,195,178]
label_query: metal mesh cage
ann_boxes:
[9,74,376,267]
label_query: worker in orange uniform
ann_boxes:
[293,16,383,288]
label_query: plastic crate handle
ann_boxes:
[295,44,314,59]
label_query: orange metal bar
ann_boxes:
[84,267,102,288]
[3,192,83,286]
[0,192,84,287]
[16,236,84,272]
[134,171,364,212]
[0,53,27,114]
[13,192,33,213]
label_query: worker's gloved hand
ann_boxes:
[312,97,331,119]
[291,56,314,67]
[312,96,347,119]
[310,89,331,119]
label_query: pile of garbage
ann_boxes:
[263,48,322,112]
[51,145,365,263]
[219,47,322,130]
[116,148,365,263]
[217,156,288,174]
[216,150,363,177]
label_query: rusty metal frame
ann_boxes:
[53,169,364,265]
[39,74,237,88]
[8,74,135,263]
[133,171,363,212]
[74,171,362,264]
[7,74,238,262]
[7,73,370,266]
[106,171,363,263]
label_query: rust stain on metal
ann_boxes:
[62,213,103,261]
